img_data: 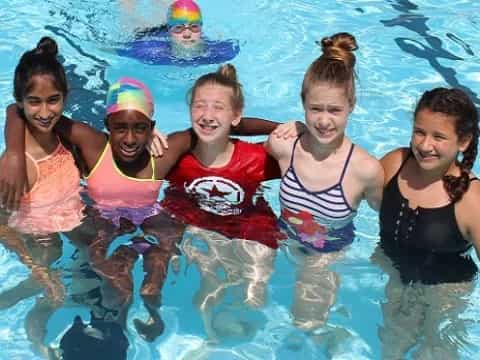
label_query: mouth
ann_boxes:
[119,145,140,158]
[36,118,54,128]
[416,151,438,162]
[197,122,219,134]
[314,127,336,138]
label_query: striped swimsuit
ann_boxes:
[279,137,356,252]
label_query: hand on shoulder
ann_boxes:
[265,132,296,161]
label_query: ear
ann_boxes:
[231,111,242,127]
[459,133,472,153]
[16,100,24,109]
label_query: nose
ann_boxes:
[39,102,51,119]
[317,111,330,127]
[182,29,192,38]
[417,135,434,151]
[123,129,136,146]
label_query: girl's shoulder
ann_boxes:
[349,143,383,183]
[379,147,409,181]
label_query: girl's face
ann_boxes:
[303,83,352,146]
[106,110,154,164]
[190,83,241,144]
[169,24,202,47]
[411,108,471,173]
[20,74,64,134]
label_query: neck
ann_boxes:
[193,138,234,167]
[302,132,346,160]
[25,124,58,153]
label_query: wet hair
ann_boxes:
[13,36,68,102]
[188,63,244,114]
[414,87,479,202]
[301,32,358,107]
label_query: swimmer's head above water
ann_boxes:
[167,0,203,48]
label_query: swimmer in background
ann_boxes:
[262,32,384,342]
[117,0,240,65]
[374,87,480,359]
[0,36,85,358]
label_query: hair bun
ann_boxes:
[216,63,238,82]
[35,37,58,57]
[319,32,357,67]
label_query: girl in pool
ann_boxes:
[0,37,84,302]
[265,32,384,335]
[160,63,288,340]
[0,36,86,357]
[375,87,480,359]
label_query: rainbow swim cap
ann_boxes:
[167,0,202,27]
[106,77,154,119]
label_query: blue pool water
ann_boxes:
[1,0,480,359]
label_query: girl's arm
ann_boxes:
[54,115,107,172]
[154,129,196,179]
[0,104,27,210]
[234,117,303,137]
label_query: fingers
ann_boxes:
[150,136,165,157]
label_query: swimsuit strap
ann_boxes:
[392,148,412,180]
[288,136,303,169]
[339,143,355,184]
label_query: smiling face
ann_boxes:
[190,83,241,144]
[303,83,352,146]
[411,108,471,173]
[106,110,154,163]
[19,74,64,134]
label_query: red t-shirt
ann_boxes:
[161,140,285,249]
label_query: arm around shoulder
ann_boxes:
[154,129,195,179]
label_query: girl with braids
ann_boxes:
[265,32,383,335]
[375,87,480,359]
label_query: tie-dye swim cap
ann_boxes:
[106,77,154,119]
[167,0,202,27]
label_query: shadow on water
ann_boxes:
[381,0,480,105]
[45,25,110,130]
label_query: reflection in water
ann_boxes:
[371,245,473,359]
[382,0,480,105]
[70,206,185,343]
[181,226,275,342]
[45,25,110,130]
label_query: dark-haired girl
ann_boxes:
[0,36,84,300]
[376,87,480,358]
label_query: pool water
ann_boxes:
[1,0,480,359]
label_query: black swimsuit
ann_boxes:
[379,153,478,284]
